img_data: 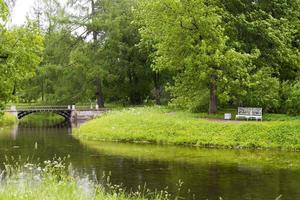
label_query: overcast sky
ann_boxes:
[11,0,35,25]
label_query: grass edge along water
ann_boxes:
[74,106,300,150]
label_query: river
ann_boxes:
[0,125,299,200]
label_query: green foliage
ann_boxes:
[0,0,8,21]
[5,0,300,115]
[222,0,300,81]
[75,107,300,150]
[242,69,280,111]
[167,72,209,112]
[136,0,266,112]
[0,113,16,127]
[0,18,44,107]
[134,0,300,113]
[20,0,163,106]
[285,81,300,115]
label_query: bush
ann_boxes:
[0,113,16,127]
[167,72,210,112]
[286,81,300,115]
[243,69,280,112]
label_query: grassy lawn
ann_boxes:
[74,106,300,150]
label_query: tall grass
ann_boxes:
[0,158,171,200]
[75,106,300,150]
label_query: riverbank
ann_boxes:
[0,113,16,127]
[80,140,300,170]
[74,107,300,150]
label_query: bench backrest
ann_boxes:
[238,107,262,116]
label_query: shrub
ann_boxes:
[286,81,300,115]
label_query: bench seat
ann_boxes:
[235,107,263,121]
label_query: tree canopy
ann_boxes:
[2,0,300,114]
[0,0,44,109]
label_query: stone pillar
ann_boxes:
[95,104,99,110]
[71,105,77,123]
[10,106,18,119]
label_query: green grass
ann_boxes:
[0,113,16,127]
[75,106,300,150]
[0,159,170,200]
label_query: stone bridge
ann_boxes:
[5,105,108,122]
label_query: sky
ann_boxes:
[11,0,36,25]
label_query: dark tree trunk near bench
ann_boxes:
[209,74,218,114]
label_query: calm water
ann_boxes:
[0,125,300,200]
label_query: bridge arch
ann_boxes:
[17,110,72,121]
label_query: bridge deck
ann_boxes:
[2,105,108,121]
[3,106,108,112]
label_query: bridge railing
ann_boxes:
[75,106,109,111]
[3,105,109,111]
[15,106,70,111]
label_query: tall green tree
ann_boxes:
[221,0,300,111]
[136,0,254,113]
[0,1,44,108]
[97,0,154,104]
[65,0,157,105]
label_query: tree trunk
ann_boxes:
[91,0,98,42]
[128,69,142,105]
[12,82,16,96]
[209,74,218,114]
[153,72,161,105]
[91,0,104,108]
[41,79,44,103]
[96,76,105,108]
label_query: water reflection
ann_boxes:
[0,126,299,200]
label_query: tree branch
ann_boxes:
[0,54,8,60]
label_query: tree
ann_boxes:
[62,0,106,107]
[98,0,154,105]
[0,0,44,108]
[1,25,44,100]
[64,0,156,105]
[136,0,253,113]
[220,0,300,112]
[21,0,83,104]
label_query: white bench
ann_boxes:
[235,107,262,121]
